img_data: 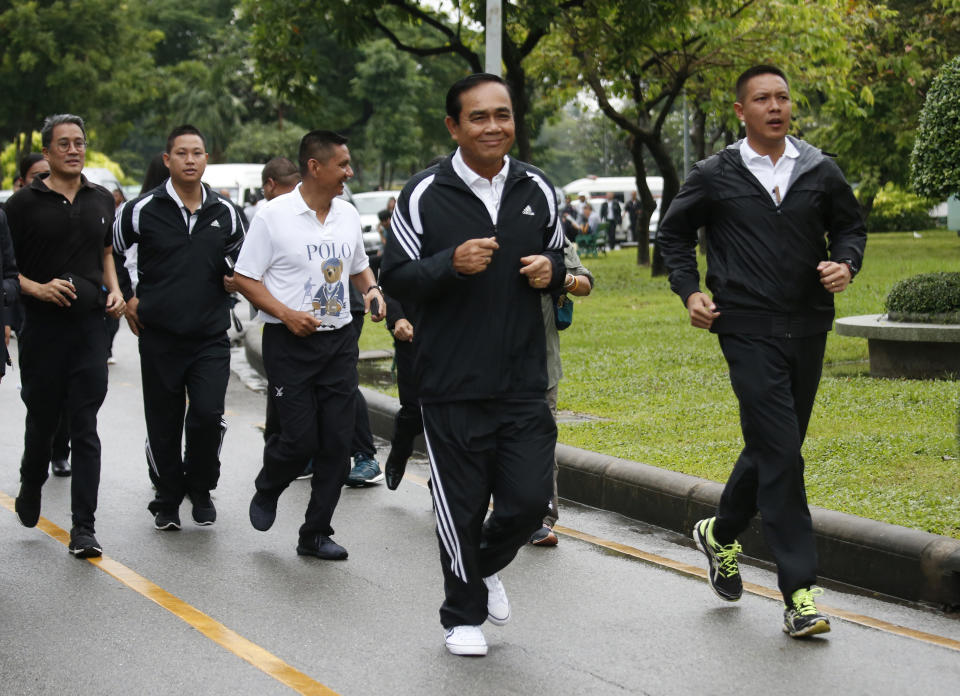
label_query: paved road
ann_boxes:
[2,327,959,695]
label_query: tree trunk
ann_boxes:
[644,136,680,277]
[504,64,532,163]
[629,136,652,266]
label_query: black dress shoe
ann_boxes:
[384,450,408,491]
[249,491,278,531]
[15,483,42,528]
[296,535,348,560]
[51,459,72,477]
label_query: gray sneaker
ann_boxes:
[346,454,384,487]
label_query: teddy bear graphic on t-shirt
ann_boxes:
[311,257,345,317]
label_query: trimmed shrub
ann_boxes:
[885,272,960,324]
[867,184,937,232]
[911,56,960,200]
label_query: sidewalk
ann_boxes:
[243,325,960,609]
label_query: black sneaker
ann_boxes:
[249,491,278,531]
[296,535,348,560]
[783,587,831,638]
[189,491,216,526]
[346,454,384,487]
[14,483,42,528]
[154,509,182,531]
[68,526,102,558]
[692,517,743,601]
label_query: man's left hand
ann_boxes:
[519,255,553,289]
[223,274,239,293]
[105,290,126,319]
[817,261,852,293]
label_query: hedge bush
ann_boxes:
[885,272,960,324]
[911,56,960,199]
[867,184,937,232]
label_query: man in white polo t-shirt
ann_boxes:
[234,130,386,560]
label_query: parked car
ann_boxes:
[352,190,401,255]
[563,175,664,239]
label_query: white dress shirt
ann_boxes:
[451,148,510,224]
[740,138,799,205]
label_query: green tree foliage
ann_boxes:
[813,0,960,217]
[864,183,938,232]
[0,0,160,161]
[223,121,306,164]
[910,55,960,200]
[548,0,867,271]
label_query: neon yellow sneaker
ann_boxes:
[692,517,743,601]
[783,587,831,638]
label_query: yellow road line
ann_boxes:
[405,472,960,653]
[0,490,338,696]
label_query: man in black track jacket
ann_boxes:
[381,73,565,658]
[113,125,244,531]
[659,65,866,639]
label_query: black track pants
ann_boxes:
[712,332,827,604]
[389,338,422,462]
[18,310,108,528]
[422,399,556,628]
[140,329,229,513]
[255,323,357,539]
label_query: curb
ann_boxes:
[243,325,960,608]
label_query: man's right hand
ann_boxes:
[453,237,499,275]
[35,278,76,307]
[124,296,144,336]
[686,291,720,330]
[281,310,323,337]
[392,318,414,342]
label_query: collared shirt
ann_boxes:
[235,183,368,331]
[165,178,207,234]
[740,138,799,205]
[451,147,510,224]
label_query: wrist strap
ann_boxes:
[366,284,381,294]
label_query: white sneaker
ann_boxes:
[483,573,511,626]
[444,625,487,656]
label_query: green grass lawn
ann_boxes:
[360,229,960,538]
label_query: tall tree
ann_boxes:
[552,0,865,272]
[0,0,160,162]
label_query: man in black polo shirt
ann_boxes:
[5,114,125,558]
[113,125,244,531]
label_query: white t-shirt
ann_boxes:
[235,184,368,331]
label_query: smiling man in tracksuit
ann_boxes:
[658,65,866,638]
[381,73,565,657]
[113,125,245,531]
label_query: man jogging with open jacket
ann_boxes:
[659,65,866,639]
[113,124,245,531]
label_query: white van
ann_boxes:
[562,175,664,238]
[202,163,265,207]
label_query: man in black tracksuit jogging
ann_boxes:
[659,65,866,639]
[381,73,565,657]
[113,125,244,530]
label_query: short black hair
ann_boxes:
[262,156,300,186]
[445,73,513,123]
[298,130,348,176]
[18,153,46,181]
[735,65,789,102]
[40,114,86,149]
[166,124,207,153]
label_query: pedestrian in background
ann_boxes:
[659,65,866,638]
[381,73,565,657]
[0,207,19,384]
[6,113,125,558]
[113,124,245,531]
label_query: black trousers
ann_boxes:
[389,338,422,462]
[350,312,375,459]
[713,332,827,604]
[18,310,108,528]
[139,329,229,513]
[264,316,374,460]
[256,323,356,538]
[422,399,556,628]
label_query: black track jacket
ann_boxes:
[113,181,244,338]
[659,137,866,337]
[381,154,566,403]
